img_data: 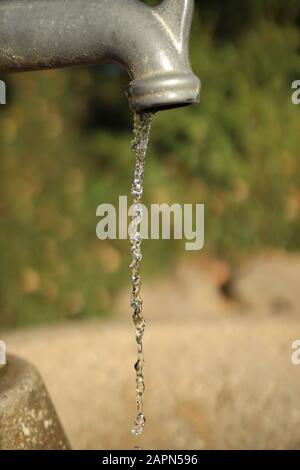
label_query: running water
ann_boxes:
[130,111,153,436]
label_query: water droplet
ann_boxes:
[132,412,146,436]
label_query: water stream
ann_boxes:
[130,111,153,436]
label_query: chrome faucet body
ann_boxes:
[0,0,200,111]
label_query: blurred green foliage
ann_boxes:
[0,1,300,327]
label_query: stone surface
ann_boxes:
[0,354,70,450]
[3,253,300,449]
[3,318,300,450]
[231,252,300,315]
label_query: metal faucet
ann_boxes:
[0,0,200,111]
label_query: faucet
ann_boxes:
[0,0,200,112]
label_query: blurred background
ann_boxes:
[0,0,300,327]
[1,0,300,450]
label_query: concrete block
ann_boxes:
[0,354,70,450]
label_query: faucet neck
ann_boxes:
[0,0,200,111]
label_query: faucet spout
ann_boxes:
[0,0,200,111]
